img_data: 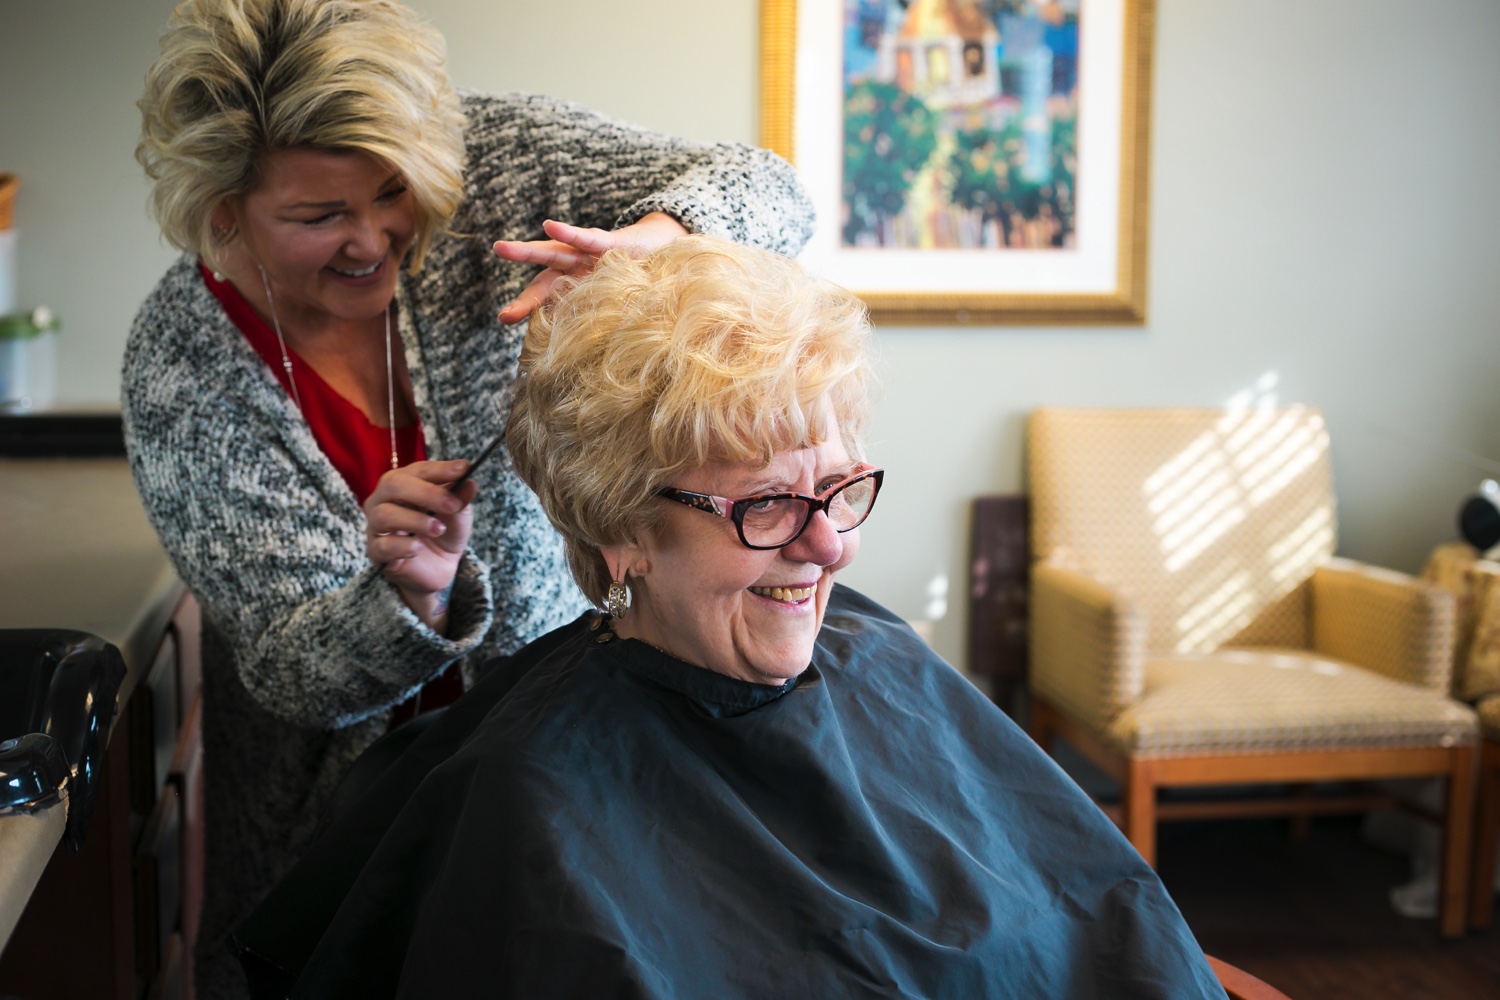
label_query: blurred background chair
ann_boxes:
[1420,542,1500,928]
[1476,722,1500,927]
[1026,406,1479,936]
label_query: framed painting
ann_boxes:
[760,0,1155,324]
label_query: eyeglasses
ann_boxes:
[656,466,883,550]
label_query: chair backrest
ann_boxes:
[1028,406,1336,654]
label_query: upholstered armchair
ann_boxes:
[1026,407,1479,937]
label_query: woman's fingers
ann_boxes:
[492,221,630,324]
[497,270,561,325]
[364,461,474,557]
[594,212,690,254]
[366,460,469,514]
[539,219,617,255]
[370,503,448,540]
[491,237,589,271]
[363,460,477,618]
[450,478,478,506]
[367,531,426,566]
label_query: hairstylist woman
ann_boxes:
[121,2,813,995]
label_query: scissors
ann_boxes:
[449,428,504,490]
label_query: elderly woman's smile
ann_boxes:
[607,426,863,687]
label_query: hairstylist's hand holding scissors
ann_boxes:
[364,460,477,634]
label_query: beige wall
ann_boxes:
[3,1,1498,669]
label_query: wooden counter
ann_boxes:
[0,458,181,690]
[0,799,67,949]
[0,457,200,999]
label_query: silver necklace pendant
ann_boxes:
[257,265,400,471]
[383,303,398,472]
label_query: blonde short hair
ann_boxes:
[507,236,874,606]
[137,0,466,271]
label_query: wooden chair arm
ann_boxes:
[1206,955,1294,1000]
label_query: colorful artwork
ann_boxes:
[762,0,1153,324]
[840,1,1079,251]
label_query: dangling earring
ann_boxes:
[604,580,629,620]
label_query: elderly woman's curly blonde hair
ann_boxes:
[136,0,466,272]
[507,235,874,605]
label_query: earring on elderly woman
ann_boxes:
[605,580,629,620]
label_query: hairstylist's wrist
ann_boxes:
[398,580,454,636]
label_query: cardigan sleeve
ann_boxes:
[123,288,497,730]
[455,91,815,257]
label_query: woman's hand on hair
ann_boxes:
[494,212,690,324]
[364,460,478,634]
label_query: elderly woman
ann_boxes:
[236,237,1222,1000]
[123,1,811,995]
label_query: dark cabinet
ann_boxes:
[0,592,203,1000]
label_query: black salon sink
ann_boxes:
[0,630,126,850]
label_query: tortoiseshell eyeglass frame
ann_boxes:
[655,466,884,550]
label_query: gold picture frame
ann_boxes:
[760,0,1156,325]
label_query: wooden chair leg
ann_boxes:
[1472,743,1500,929]
[1288,783,1313,842]
[1439,745,1476,938]
[1124,758,1157,867]
[1029,697,1055,754]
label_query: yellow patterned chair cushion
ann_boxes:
[1029,407,1471,754]
[1422,541,1500,702]
[1478,694,1500,742]
[1108,649,1476,757]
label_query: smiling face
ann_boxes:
[608,418,864,686]
[221,147,416,329]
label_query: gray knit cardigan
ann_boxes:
[121,90,814,1000]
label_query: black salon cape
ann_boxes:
[236,586,1219,999]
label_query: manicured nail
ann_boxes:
[430,519,445,536]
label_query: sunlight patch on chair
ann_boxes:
[1174,571,1256,652]
[1228,410,1306,478]
[1246,423,1326,507]
[1218,404,1278,455]
[1176,587,1255,653]
[1145,431,1220,512]
[1151,461,1232,538]
[1162,493,1246,572]
[1146,395,1327,579]
[1267,506,1335,584]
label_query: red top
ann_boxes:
[202,262,426,504]
[203,264,461,724]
